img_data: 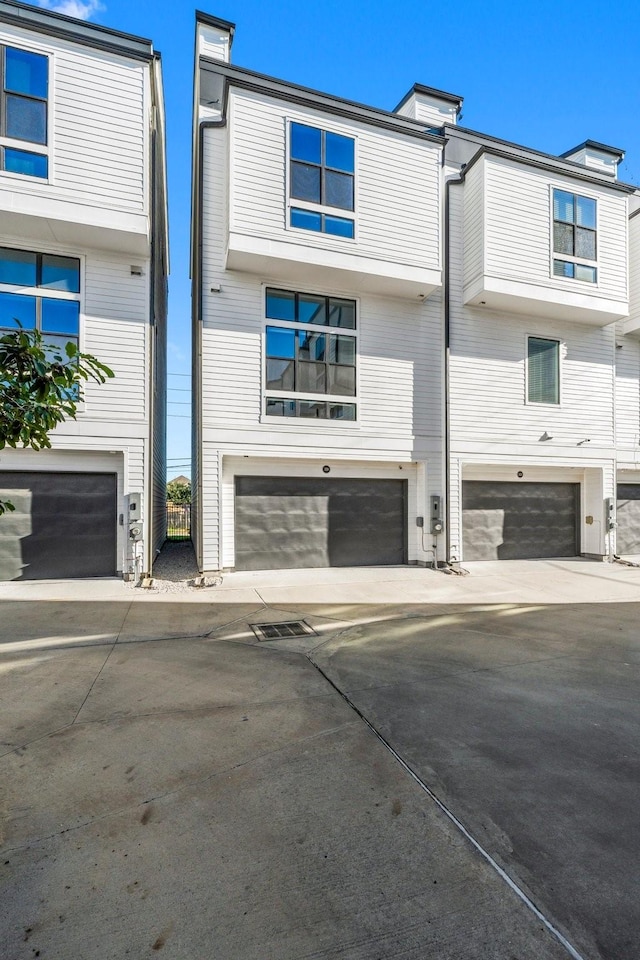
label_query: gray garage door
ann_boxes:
[235,476,407,570]
[0,472,117,580]
[462,481,579,561]
[616,484,640,555]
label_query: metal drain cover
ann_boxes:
[251,620,317,641]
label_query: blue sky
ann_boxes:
[34,0,640,478]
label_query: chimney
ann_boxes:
[196,11,235,63]
[560,140,624,180]
[394,83,463,129]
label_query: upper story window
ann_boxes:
[552,189,597,283]
[264,287,357,421]
[289,122,355,239]
[0,247,80,358]
[527,336,559,404]
[0,45,49,179]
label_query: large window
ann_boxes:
[265,287,357,420]
[0,248,80,359]
[289,122,355,239]
[552,189,597,283]
[0,45,49,179]
[528,336,559,405]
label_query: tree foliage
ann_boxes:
[166,479,191,505]
[0,326,114,514]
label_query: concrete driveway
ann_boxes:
[1,559,639,959]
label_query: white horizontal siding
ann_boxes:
[80,254,149,422]
[201,446,220,571]
[462,161,484,290]
[627,215,640,330]
[481,155,627,303]
[450,185,617,447]
[228,88,440,271]
[615,325,640,448]
[0,24,146,214]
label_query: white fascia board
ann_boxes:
[0,205,150,256]
[226,231,441,300]
[463,274,629,326]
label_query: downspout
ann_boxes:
[444,172,464,565]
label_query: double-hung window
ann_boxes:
[0,247,80,360]
[264,287,357,420]
[552,189,597,283]
[527,336,559,405]
[0,45,49,179]
[289,122,355,239]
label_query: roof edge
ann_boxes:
[394,82,464,114]
[200,59,446,145]
[0,0,153,59]
[560,139,625,161]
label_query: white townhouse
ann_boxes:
[191,13,446,572]
[0,0,168,581]
[192,12,640,573]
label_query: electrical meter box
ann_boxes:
[128,492,142,521]
[430,495,444,535]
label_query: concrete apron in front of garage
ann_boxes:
[2,559,640,959]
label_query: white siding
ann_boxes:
[450,185,617,449]
[625,214,640,333]
[615,325,640,449]
[201,446,220,571]
[228,88,441,272]
[462,159,484,291]
[480,155,627,304]
[0,23,147,217]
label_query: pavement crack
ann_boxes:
[71,602,131,724]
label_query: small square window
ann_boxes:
[0,247,37,286]
[528,337,559,405]
[4,147,47,179]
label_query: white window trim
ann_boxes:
[259,283,360,427]
[548,184,599,287]
[0,42,54,184]
[284,117,358,242]
[524,332,563,407]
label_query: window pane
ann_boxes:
[324,216,354,238]
[297,330,325,361]
[576,196,596,229]
[329,334,355,365]
[575,228,596,261]
[266,289,295,321]
[298,294,326,326]
[6,95,47,144]
[329,364,356,396]
[575,264,597,283]
[41,255,80,292]
[553,259,574,278]
[0,248,37,286]
[5,47,48,98]
[298,361,326,393]
[328,298,356,329]
[329,403,356,421]
[266,326,295,358]
[325,170,354,210]
[290,208,322,232]
[266,398,296,417]
[0,292,36,328]
[41,298,80,335]
[553,222,574,256]
[290,162,321,203]
[290,123,321,164]
[553,190,574,223]
[4,148,48,178]
[266,358,295,391]
[325,132,354,173]
[299,400,326,418]
[42,334,78,363]
[528,337,559,404]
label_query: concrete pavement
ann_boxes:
[1,559,639,959]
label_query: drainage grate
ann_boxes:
[251,620,317,641]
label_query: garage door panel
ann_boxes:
[0,472,117,580]
[616,485,640,555]
[235,477,406,571]
[462,481,579,561]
